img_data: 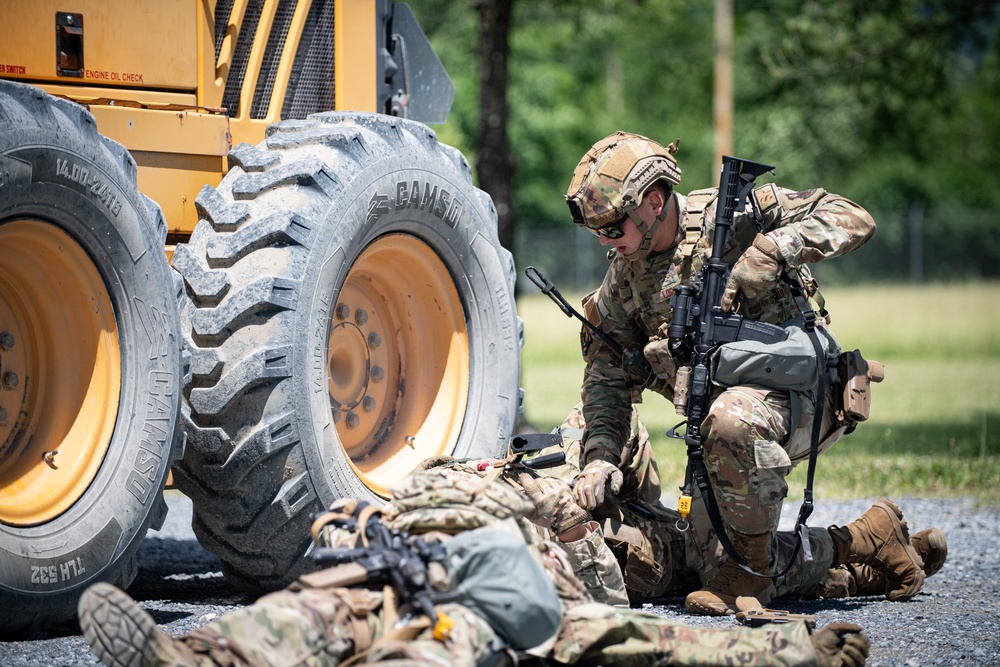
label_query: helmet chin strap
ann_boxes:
[623,203,669,262]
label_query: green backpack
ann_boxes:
[443,528,562,650]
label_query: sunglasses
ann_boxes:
[589,212,629,239]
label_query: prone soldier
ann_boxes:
[78,453,873,667]
[535,403,947,609]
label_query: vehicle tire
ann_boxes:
[173,112,523,591]
[0,81,184,637]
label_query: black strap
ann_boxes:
[684,271,825,580]
[785,272,826,547]
[687,448,802,579]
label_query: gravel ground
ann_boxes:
[1,494,997,666]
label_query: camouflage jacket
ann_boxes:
[580,184,875,464]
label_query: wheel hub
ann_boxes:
[327,234,469,496]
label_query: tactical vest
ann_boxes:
[677,186,829,322]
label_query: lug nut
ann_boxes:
[345,412,360,429]
[370,366,384,383]
[362,396,376,413]
[0,407,7,423]
[3,372,17,390]
[332,410,342,424]
[335,303,350,320]
[367,332,381,349]
[354,309,368,326]
[0,332,13,351]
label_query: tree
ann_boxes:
[476,0,517,251]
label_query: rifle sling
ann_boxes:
[356,504,384,548]
[687,272,825,580]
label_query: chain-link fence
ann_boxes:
[513,226,610,296]
[513,205,1000,294]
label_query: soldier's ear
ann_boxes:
[645,184,667,215]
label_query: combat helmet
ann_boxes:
[566,131,681,261]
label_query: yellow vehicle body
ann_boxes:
[0,0,520,640]
[0,0,383,241]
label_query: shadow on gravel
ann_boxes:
[130,536,248,606]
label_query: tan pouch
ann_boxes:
[836,350,885,429]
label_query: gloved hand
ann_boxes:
[810,622,870,667]
[573,459,623,510]
[512,470,590,535]
[720,233,783,312]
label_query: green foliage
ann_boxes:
[739,0,1000,206]
[417,0,1000,280]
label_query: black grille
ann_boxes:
[251,0,297,119]
[281,0,335,120]
[213,0,235,64]
[221,0,265,118]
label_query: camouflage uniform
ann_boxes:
[578,182,874,538]
[560,132,942,618]
[105,469,850,667]
[179,590,497,667]
[551,403,841,602]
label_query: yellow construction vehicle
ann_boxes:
[0,0,521,636]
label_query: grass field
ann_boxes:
[517,282,1000,504]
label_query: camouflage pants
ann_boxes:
[559,400,836,600]
[545,601,817,666]
[177,585,820,667]
[673,485,836,597]
[170,583,824,667]
[178,587,498,667]
[701,386,796,537]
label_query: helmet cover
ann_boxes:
[565,131,681,232]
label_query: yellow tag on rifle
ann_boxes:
[677,494,692,519]
[433,611,454,642]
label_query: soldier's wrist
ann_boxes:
[583,446,619,467]
[554,505,591,537]
[753,233,783,263]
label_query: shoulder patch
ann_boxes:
[753,183,779,214]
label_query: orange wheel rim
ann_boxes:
[0,220,121,525]
[327,234,468,497]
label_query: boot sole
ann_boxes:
[78,582,160,667]
[874,499,926,601]
[684,593,736,616]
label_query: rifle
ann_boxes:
[311,501,452,639]
[524,265,653,387]
[479,431,568,487]
[668,155,823,579]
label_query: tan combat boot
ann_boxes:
[849,526,947,596]
[828,498,926,601]
[685,531,777,616]
[79,582,205,667]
